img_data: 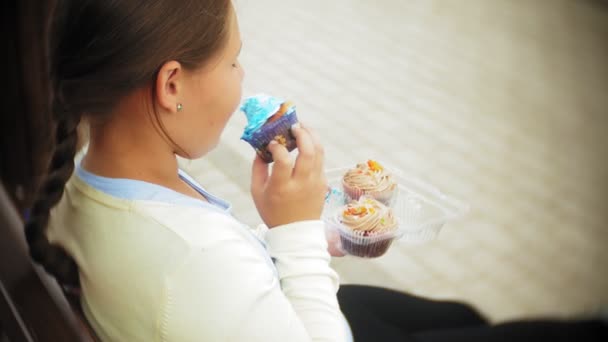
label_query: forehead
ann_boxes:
[193,11,239,70]
[227,6,241,46]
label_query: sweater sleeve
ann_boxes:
[160,218,347,342]
[264,220,346,340]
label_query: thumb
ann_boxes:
[251,155,269,195]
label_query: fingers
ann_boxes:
[303,125,325,177]
[292,125,316,179]
[267,140,292,186]
[251,155,269,195]
[251,123,328,228]
[262,123,326,189]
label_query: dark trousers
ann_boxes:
[338,285,608,342]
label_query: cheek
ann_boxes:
[230,86,242,113]
[226,73,243,109]
[207,98,235,134]
[217,76,242,125]
[197,73,242,136]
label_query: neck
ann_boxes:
[79,92,208,202]
[81,96,180,186]
[83,122,180,185]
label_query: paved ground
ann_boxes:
[181,0,608,322]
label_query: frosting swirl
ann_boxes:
[240,94,295,140]
[342,160,396,193]
[339,197,397,234]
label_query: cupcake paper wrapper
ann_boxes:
[328,215,399,258]
[242,111,299,163]
[340,236,394,258]
[338,228,397,258]
[342,181,399,207]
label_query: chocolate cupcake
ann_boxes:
[342,160,398,205]
[336,197,398,258]
[240,94,298,163]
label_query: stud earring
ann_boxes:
[177,103,183,112]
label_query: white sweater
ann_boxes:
[47,174,350,341]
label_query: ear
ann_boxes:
[155,60,183,113]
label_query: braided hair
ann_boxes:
[22,0,231,287]
[25,98,81,286]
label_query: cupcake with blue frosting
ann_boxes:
[240,94,299,163]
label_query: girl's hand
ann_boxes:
[327,231,346,257]
[251,125,327,228]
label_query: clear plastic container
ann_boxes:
[323,165,469,257]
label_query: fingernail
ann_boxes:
[268,140,277,146]
[291,123,301,130]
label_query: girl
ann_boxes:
[28,0,348,340]
[17,0,606,341]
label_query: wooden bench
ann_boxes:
[0,184,96,341]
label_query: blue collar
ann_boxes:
[76,164,232,214]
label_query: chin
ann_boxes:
[191,143,218,160]
[175,147,207,160]
[188,150,210,160]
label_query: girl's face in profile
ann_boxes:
[171,6,244,159]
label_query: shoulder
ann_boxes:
[59,175,247,245]
[134,203,249,248]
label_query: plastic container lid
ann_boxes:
[323,164,469,256]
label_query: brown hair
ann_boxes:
[25,0,232,287]
[1,0,57,213]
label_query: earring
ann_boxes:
[176,103,183,112]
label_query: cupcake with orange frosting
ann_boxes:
[336,197,398,257]
[342,160,398,205]
[241,94,298,163]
